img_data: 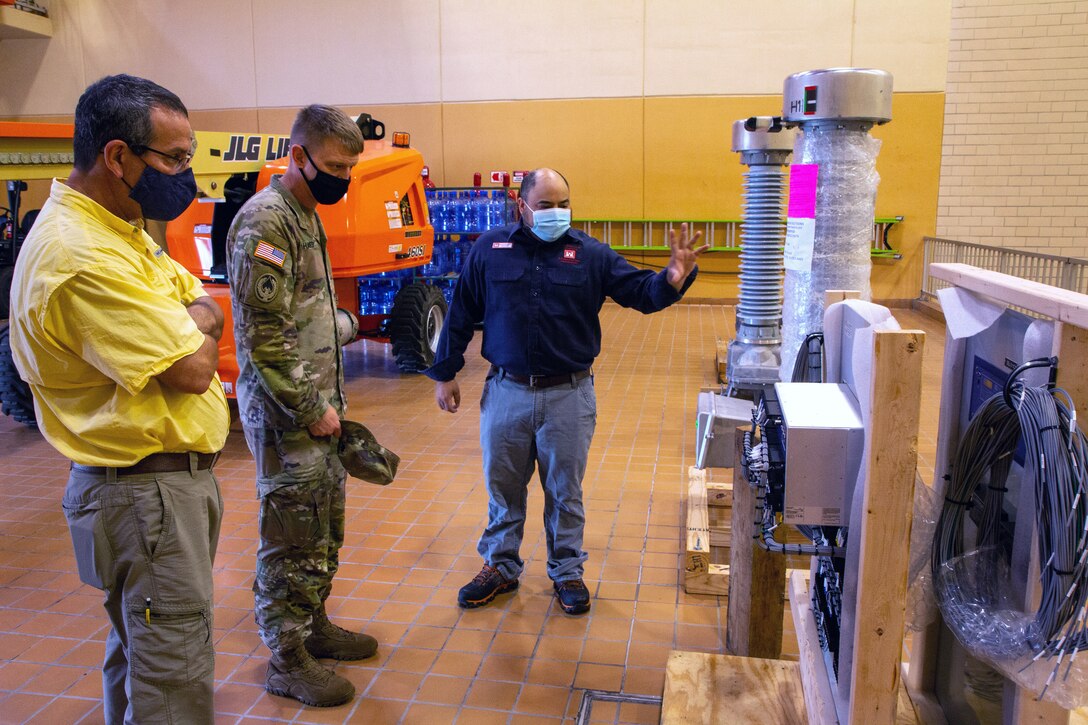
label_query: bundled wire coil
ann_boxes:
[931,358,1088,702]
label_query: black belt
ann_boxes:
[492,366,592,389]
[72,451,220,476]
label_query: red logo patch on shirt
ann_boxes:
[492,241,513,249]
[561,246,579,263]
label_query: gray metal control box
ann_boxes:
[775,382,864,526]
[695,392,754,469]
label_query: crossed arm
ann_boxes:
[156,296,222,394]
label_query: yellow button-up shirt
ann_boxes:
[8,180,229,466]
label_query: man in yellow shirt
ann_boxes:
[8,74,229,724]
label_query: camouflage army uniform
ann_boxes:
[227,175,347,654]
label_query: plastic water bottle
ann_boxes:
[472,192,488,233]
[470,173,486,233]
[425,188,442,233]
[503,173,518,222]
[358,283,371,315]
[454,191,470,232]
[483,189,498,228]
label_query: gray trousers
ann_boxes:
[478,372,597,582]
[62,461,222,725]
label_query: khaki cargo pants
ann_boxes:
[62,461,223,724]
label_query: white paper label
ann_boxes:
[784,217,816,272]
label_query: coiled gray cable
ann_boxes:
[932,363,1088,695]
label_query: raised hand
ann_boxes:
[666,222,710,290]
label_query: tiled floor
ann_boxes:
[0,303,946,724]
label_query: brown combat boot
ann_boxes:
[265,642,355,707]
[305,606,378,661]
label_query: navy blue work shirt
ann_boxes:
[424,222,698,382]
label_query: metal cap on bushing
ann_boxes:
[731,120,796,166]
[782,68,893,125]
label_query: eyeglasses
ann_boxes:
[128,141,196,173]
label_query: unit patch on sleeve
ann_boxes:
[254,240,286,268]
[254,273,280,303]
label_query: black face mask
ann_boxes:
[301,146,350,205]
[126,164,197,221]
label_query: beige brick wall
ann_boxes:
[936,0,1088,257]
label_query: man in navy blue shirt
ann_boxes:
[426,168,707,615]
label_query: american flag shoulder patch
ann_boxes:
[254,240,286,268]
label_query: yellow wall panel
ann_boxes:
[870,92,945,302]
[439,98,645,219]
[643,95,783,220]
[188,109,262,135]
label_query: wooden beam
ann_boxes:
[825,290,862,305]
[662,651,806,725]
[847,329,925,725]
[790,570,838,725]
[726,427,786,658]
[707,481,733,508]
[685,562,729,597]
[928,263,1088,329]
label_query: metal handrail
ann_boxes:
[921,236,1088,299]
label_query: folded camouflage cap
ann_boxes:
[338,420,400,485]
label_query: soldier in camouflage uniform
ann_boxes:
[227,105,374,708]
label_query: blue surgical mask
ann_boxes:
[528,207,571,243]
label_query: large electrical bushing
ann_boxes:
[726,120,796,391]
[778,68,892,382]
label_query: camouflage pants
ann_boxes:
[244,426,346,653]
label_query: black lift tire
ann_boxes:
[389,282,447,373]
[0,264,13,320]
[0,323,36,426]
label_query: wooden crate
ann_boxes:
[685,465,810,596]
[716,337,729,384]
[684,467,732,596]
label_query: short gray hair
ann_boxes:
[73,74,188,172]
[290,105,364,154]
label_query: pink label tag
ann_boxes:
[788,164,818,219]
[492,242,513,249]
